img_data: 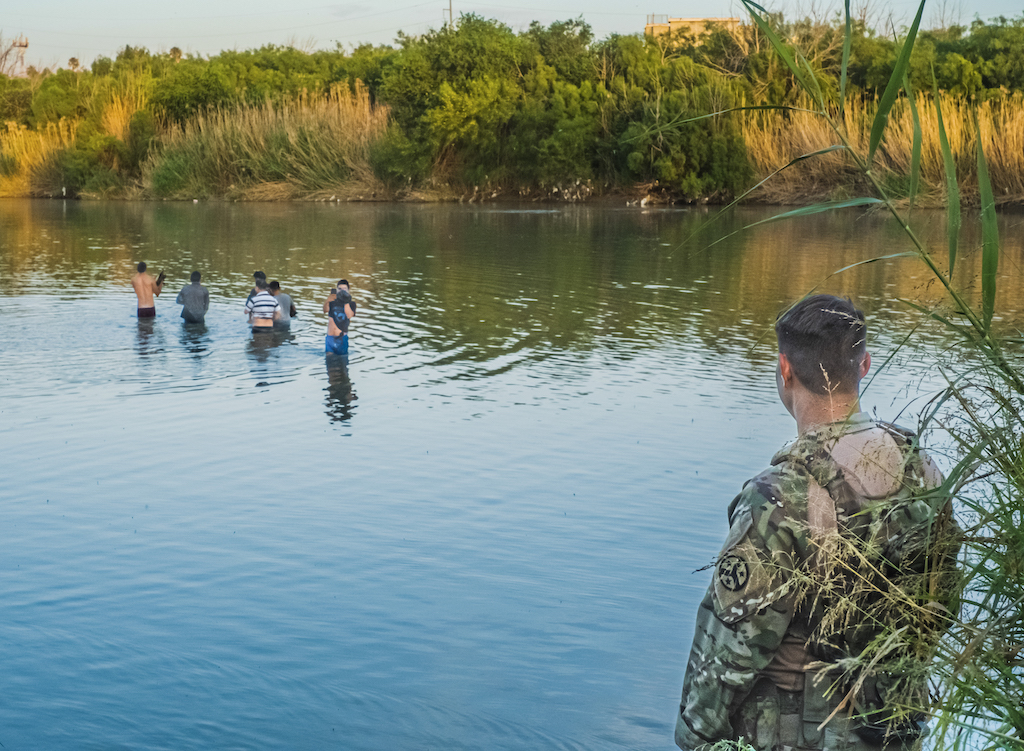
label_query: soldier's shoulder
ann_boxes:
[731,459,809,521]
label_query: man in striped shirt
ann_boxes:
[244,278,280,330]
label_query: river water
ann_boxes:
[1,199,1021,750]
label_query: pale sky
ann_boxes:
[9,0,1022,71]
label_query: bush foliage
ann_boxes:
[4,11,1024,200]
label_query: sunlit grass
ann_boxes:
[742,94,1024,205]
[100,73,152,144]
[144,83,390,200]
[0,120,77,197]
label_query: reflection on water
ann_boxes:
[134,316,166,358]
[1,199,1020,751]
[324,353,357,423]
[179,321,211,358]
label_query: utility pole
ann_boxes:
[14,35,28,77]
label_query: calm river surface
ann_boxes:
[1,199,1022,750]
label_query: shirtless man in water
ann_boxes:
[323,279,356,354]
[132,262,164,318]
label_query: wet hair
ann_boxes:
[775,294,867,396]
[190,271,201,282]
[268,280,281,291]
[254,270,266,280]
[337,279,349,288]
[137,262,147,272]
[255,278,269,290]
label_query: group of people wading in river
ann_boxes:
[130,264,356,355]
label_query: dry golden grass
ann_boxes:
[144,83,390,200]
[0,120,77,197]
[101,74,151,143]
[742,93,1024,206]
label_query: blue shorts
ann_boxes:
[325,334,348,355]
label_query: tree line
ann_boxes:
[2,12,1024,201]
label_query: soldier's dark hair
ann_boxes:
[190,271,201,282]
[775,294,867,396]
[137,262,146,272]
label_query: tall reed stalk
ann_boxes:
[144,83,390,200]
[0,120,78,197]
[722,0,1024,747]
[100,72,152,143]
[742,94,1024,205]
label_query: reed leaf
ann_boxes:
[903,73,922,212]
[684,145,848,249]
[868,0,925,167]
[976,117,999,334]
[740,0,816,100]
[797,49,826,110]
[839,0,852,117]
[623,104,809,143]
[743,197,882,229]
[932,68,961,277]
[897,298,976,342]
[829,252,918,275]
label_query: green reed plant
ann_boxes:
[708,0,1024,747]
[144,82,390,200]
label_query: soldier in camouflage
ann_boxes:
[675,295,952,751]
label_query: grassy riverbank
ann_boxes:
[744,93,1024,206]
[5,13,1024,204]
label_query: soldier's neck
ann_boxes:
[792,391,862,435]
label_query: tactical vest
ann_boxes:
[761,421,957,745]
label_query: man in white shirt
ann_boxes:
[244,278,280,330]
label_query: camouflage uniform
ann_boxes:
[675,413,948,751]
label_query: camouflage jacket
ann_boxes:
[674,412,947,750]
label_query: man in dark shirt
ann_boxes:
[246,271,266,304]
[176,271,210,324]
[269,280,297,329]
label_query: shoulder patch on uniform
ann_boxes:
[717,553,750,591]
[712,532,783,623]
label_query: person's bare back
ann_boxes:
[132,262,163,316]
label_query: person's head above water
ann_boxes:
[255,278,269,291]
[775,294,868,398]
[337,279,349,290]
[137,262,147,272]
[254,271,266,281]
[269,281,281,292]
[191,271,201,283]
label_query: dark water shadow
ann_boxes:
[324,353,357,423]
[246,327,292,365]
[134,317,165,358]
[178,321,211,361]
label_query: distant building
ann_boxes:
[644,14,741,39]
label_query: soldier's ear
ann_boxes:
[778,353,795,386]
[858,351,871,381]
